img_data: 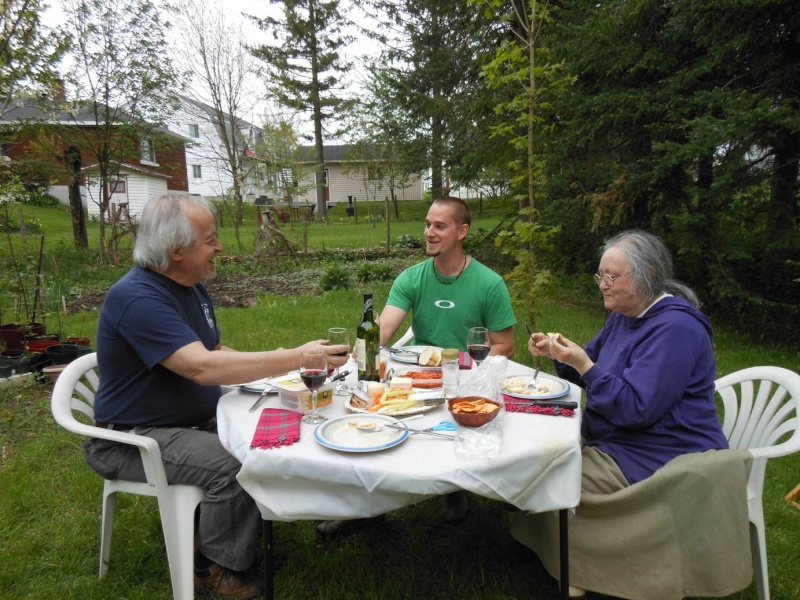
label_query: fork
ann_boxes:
[526,324,541,383]
[384,347,420,356]
[384,423,455,439]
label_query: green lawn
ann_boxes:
[0,200,798,599]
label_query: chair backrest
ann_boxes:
[50,352,170,490]
[51,352,102,438]
[715,366,800,497]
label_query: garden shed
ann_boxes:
[82,162,170,219]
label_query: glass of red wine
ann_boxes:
[300,349,328,424]
[467,327,491,368]
[326,327,350,377]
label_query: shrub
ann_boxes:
[395,234,422,250]
[319,265,351,291]
[356,261,396,283]
[27,193,61,208]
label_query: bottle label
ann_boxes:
[356,338,366,372]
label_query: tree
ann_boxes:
[168,0,266,238]
[0,0,68,114]
[534,0,800,340]
[357,0,497,201]
[248,0,355,222]
[60,0,181,259]
[344,59,419,228]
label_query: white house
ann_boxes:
[292,145,424,207]
[168,96,271,202]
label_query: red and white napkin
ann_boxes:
[250,408,301,449]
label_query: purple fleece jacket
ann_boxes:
[555,296,728,484]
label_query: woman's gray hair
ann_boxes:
[133,193,214,271]
[603,230,700,307]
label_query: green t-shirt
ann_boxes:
[385,257,516,350]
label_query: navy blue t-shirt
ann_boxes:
[93,266,221,426]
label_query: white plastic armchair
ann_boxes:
[50,352,204,600]
[715,366,800,600]
[395,326,414,347]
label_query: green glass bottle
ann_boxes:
[356,292,380,382]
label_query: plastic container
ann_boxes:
[273,373,334,415]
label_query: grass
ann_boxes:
[1,201,799,599]
[2,279,800,599]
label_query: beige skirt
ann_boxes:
[511,448,753,600]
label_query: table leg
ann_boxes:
[263,520,273,600]
[559,508,569,600]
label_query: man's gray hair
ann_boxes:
[603,230,700,307]
[133,193,214,271]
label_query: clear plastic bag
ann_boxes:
[452,355,508,458]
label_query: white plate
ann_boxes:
[241,379,278,394]
[389,345,443,367]
[343,395,440,416]
[314,414,409,453]
[500,373,571,400]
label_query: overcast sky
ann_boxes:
[41,0,373,137]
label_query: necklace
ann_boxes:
[432,255,468,285]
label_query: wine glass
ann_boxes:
[300,350,328,424]
[326,327,350,377]
[467,327,491,368]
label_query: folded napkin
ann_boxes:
[502,394,575,417]
[250,408,301,449]
[458,351,472,369]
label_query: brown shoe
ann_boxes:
[194,562,264,599]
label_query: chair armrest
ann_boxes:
[73,421,170,489]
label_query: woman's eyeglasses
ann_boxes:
[594,272,630,287]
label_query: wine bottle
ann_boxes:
[356,292,380,382]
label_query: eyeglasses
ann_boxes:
[594,272,630,287]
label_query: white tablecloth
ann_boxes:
[217,358,583,522]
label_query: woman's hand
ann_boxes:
[547,333,594,375]
[527,332,555,359]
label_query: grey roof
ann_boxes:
[177,95,261,133]
[295,145,354,163]
[0,98,189,141]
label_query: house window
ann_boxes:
[189,124,199,138]
[108,179,126,194]
[192,165,202,179]
[140,139,156,164]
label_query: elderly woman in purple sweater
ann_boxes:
[516,230,730,600]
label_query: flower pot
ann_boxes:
[28,353,52,373]
[26,338,61,354]
[0,357,12,378]
[0,349,29,375]
[24,322,47,339]
[67,336,91,347]
[42,364,68,384]
[45,344,80,365]
[0,324,25,351]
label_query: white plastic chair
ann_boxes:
[715,366,800,600]
[50,353,205,600]
[395,326,414,347]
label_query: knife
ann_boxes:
[329,370,351,383]
[248,387,272,413]
[504,399,579,409]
